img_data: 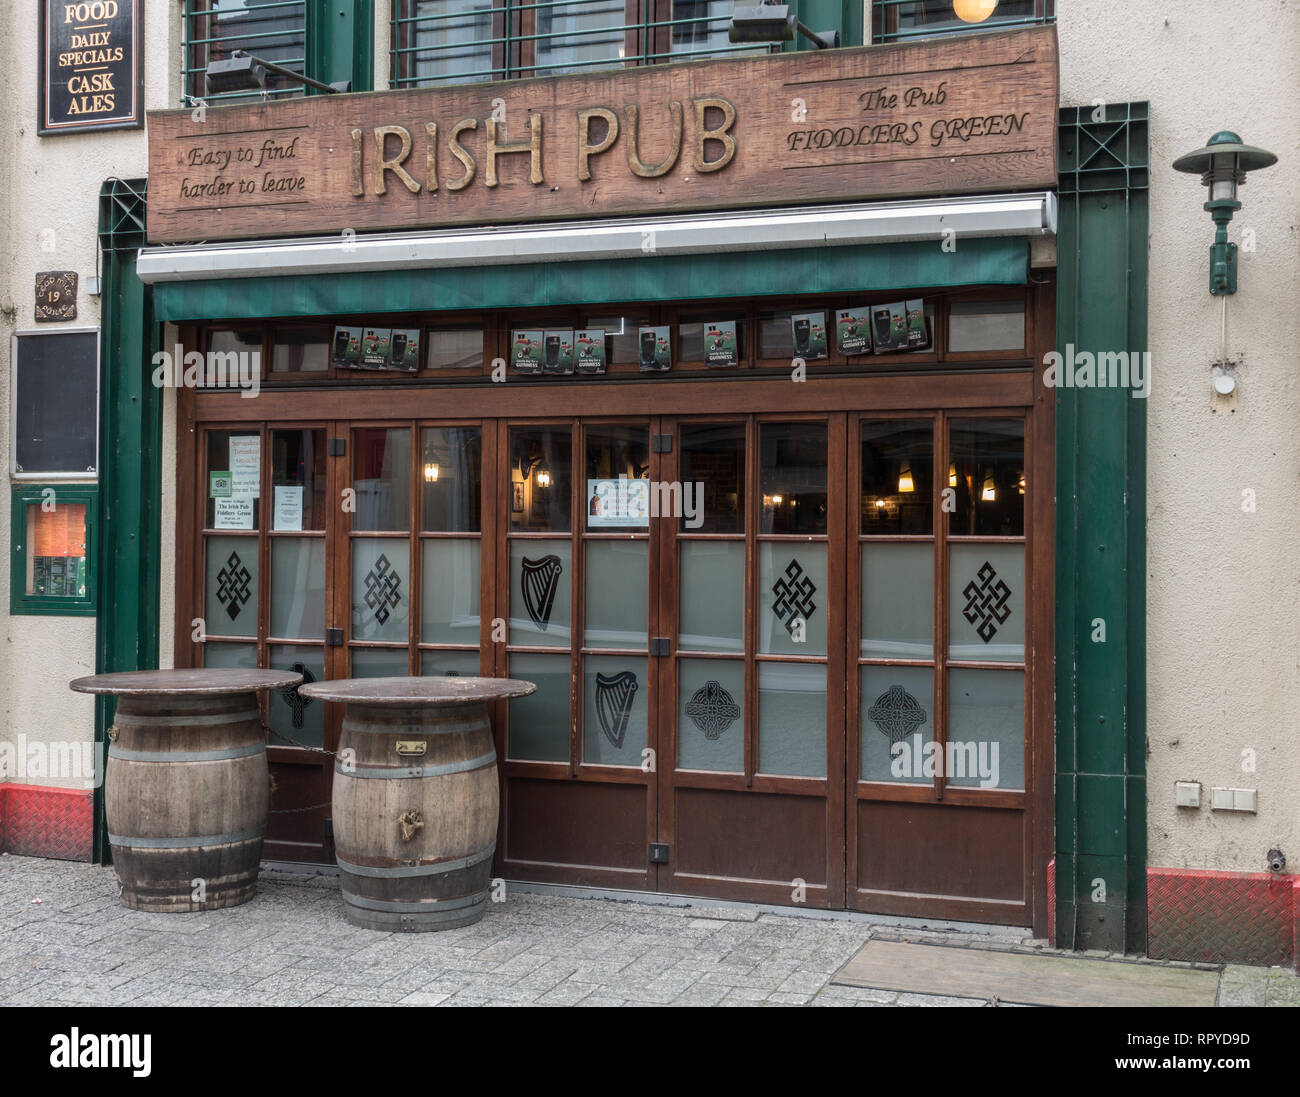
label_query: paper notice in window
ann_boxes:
[229,435,261,498]
[214,497,254,530]
[274,485,303,531]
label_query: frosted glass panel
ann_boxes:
[203,642,256,669]
[206,536,258,639]
[759,543,827,656]
[949,543,1024,663]
[678,659,743,773]
[860,665,933,784]
[679,541,744,652]
[582,656,648,767]
[948,300,1025,352]
[350,647,409,677]
[420,650,483,677]
[508,653,571,762]
[421,539,480,645]
[584,541,647,650]
[757,663,825,777]
[351,539,410,643]
[509,539,572,647]
[947,669,1024,790]
[861,543,933,659]
[267,644,325,748]
[270,538,325,640]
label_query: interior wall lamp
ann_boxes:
[1172,131,1277,296]
[729,3,839,49]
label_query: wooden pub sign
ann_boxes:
[40,0,143,134]
[146,25,1058,245]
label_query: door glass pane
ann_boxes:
[206,431,261,529]
[206,536,259,638]
[421,540,480,645]
[203,641,256,669]
[585,424,650,529]
[270,538,325,640]
[947,669,1025,790]
[759,543,827,656]
[583,655,648,766]
[507,652,571,762]
[679,423,744,533]
[534,1,623,76]
[585,315,651,364]
[509,539,572,647]
[267,645,326,748]
[353,427,411,532]
[861,543,933,659]
[351,647,410,677]
[949,543,1024,664]
[860,665,933,784]
[861,420,933,534]
[679,541,744,652]
[271,429,326,530]
[760,423,827,534]
[420,650,483,677]
[406,1,494,86]
[949,419,1025,536]
[678,658,743,773]
[757,310,795,360]
[948,300,1025,353]
[584,541,647,650]
[510,427,572,532]
[352,539,410,643]
[671,2,762,60]
[758,663,826,777]
[421,427,482,531]
[425,330,483,371]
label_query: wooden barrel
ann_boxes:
[105,691,267,912]
[332,700,499,931]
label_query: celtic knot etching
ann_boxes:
[363,553,403,626]
[684,680,740,740]
[867,685,927,745]
[770,558,817,638]
[961,560,1012,643]
[278,663,316,730]
[215,551,252,621]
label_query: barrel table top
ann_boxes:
[299,676,536,706]
[70,668,303,696]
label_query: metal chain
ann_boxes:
[263,725,334,816]
[268,800,332,816]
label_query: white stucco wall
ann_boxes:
[0,0,179,790]
[1058,1,1300,873]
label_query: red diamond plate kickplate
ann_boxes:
[1148,867,1296,970]
[1,784,93,861]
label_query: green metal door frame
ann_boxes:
[1054,103,1150,953]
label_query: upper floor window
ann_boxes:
[391,1,763,89]
[183,0,308,104]
[871,0,1054,44]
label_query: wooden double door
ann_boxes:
[189,404,1048,928]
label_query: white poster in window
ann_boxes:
[273,485,303,531]
[213,497,254,530]
[229,435,260,498]
[587,478,649,528]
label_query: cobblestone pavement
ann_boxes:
[1,855,1296,1007]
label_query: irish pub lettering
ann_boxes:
[348,98,738,198]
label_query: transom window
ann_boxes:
[871,0,1054,44]
[183,0,308,104]
[391,1,762,89]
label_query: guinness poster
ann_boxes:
[40,0,143,135]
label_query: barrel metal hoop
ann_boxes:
[108,743,266,763]
[335,845,496,878]
[113,708,263,727]
[333,750,497,779]
[108,827,266,849]
[342,719,487,737]
[340,891,487,914]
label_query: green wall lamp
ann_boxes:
[1173,131,1277,296]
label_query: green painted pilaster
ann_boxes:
[93,179,161,864]
[1055,104,1149,953]
[784,2,865,50]
[308,0,374,92]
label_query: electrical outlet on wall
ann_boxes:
[1174,781,1201,808]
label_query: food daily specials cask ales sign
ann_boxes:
[40,0,143,134]
[146,25,1057,245]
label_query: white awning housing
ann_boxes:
[136,191,1057,284]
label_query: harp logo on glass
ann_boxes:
[594,671,638,749]
[521,555,563,630]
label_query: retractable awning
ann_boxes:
[137,192,1056,322]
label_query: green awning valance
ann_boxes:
[150,237,1028,323]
